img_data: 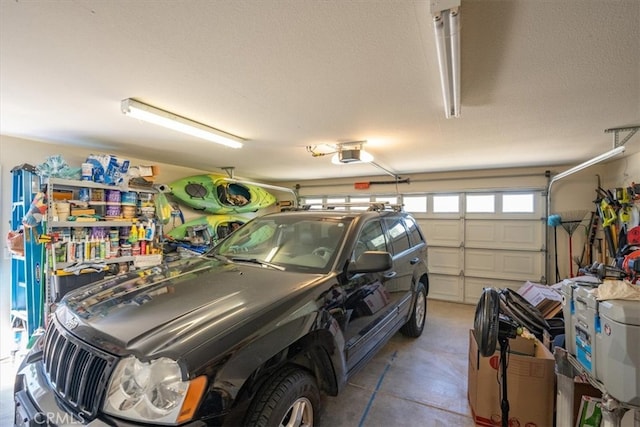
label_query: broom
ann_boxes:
[548,214,562,282]
[556,210,589,277]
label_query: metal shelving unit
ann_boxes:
[44,177,163,305]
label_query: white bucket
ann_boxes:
[56,202,70,220]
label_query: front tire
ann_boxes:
[400,281,427,337]
[245,366,320,427]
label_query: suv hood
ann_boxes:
[56,256,324,359]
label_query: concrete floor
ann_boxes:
[321,299,476,426]
[1,300,477,426]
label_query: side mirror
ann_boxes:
[347,251,392,274]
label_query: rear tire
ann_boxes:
[245,366,320,427]
[400,281,427,337]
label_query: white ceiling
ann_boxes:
[1,0,638,182]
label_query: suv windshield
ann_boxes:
[213,215,350,273]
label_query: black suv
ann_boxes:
[15,206,429,426]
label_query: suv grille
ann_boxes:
[43,318,118,419]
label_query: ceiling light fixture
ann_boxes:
[431,0,461,118]
[121,98,244,149]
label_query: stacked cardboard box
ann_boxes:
[467,330,555,427]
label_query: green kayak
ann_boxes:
[170,174,276,214]
[166,214,247,243]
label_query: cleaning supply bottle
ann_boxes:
[129,223,138,243]
[145,221,155,241]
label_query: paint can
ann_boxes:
[106,204,121,218]
[106,189,121,203]
[122,205,136,219]
[121,191,137,205]
[91,188,105,202]
[120,243,132,257]
[78,188,90,202]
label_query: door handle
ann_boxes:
[410,258,420,265]
[384,271,397,279]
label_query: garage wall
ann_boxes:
[604,149,640,189]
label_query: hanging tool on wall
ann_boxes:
[557,210,589,278]
[575,211,599,268]
[600,198,618,259]
[595,186,618,260]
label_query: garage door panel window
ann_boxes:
[375,196,398,207]
[402,195,427,213]
[303,198,323,209]
[327,197,346,210]
[350,197,371,210]
[502,193,534,213]
[466,194,495,213]
[432,195,460,213]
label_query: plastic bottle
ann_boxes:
[138,223,145,241]
[145,222,155,241]
[85,237,91,260]
[99,238,106,260]
[129,224,138,243]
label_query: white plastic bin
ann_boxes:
[595,299,640,406]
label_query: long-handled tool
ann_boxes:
[574,211,599,268]
[558,210,589,277]
[599,197,618,259]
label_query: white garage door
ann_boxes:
[417,191,546,303]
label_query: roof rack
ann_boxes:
[297,202,404,212]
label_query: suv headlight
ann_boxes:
[104,356,206,425]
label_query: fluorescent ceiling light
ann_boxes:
[121,98,244,149]
[432,1,461,118]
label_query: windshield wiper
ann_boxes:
[230,257,285,271]
[208,253,229,262]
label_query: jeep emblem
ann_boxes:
[65,316,79,330]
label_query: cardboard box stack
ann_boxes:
[467,330,555,427]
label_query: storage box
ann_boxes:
[467,330,555,427]
[517,281,563,319]
[576,396,603,427]
[52,270,105,302]
[70,208,96,216]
